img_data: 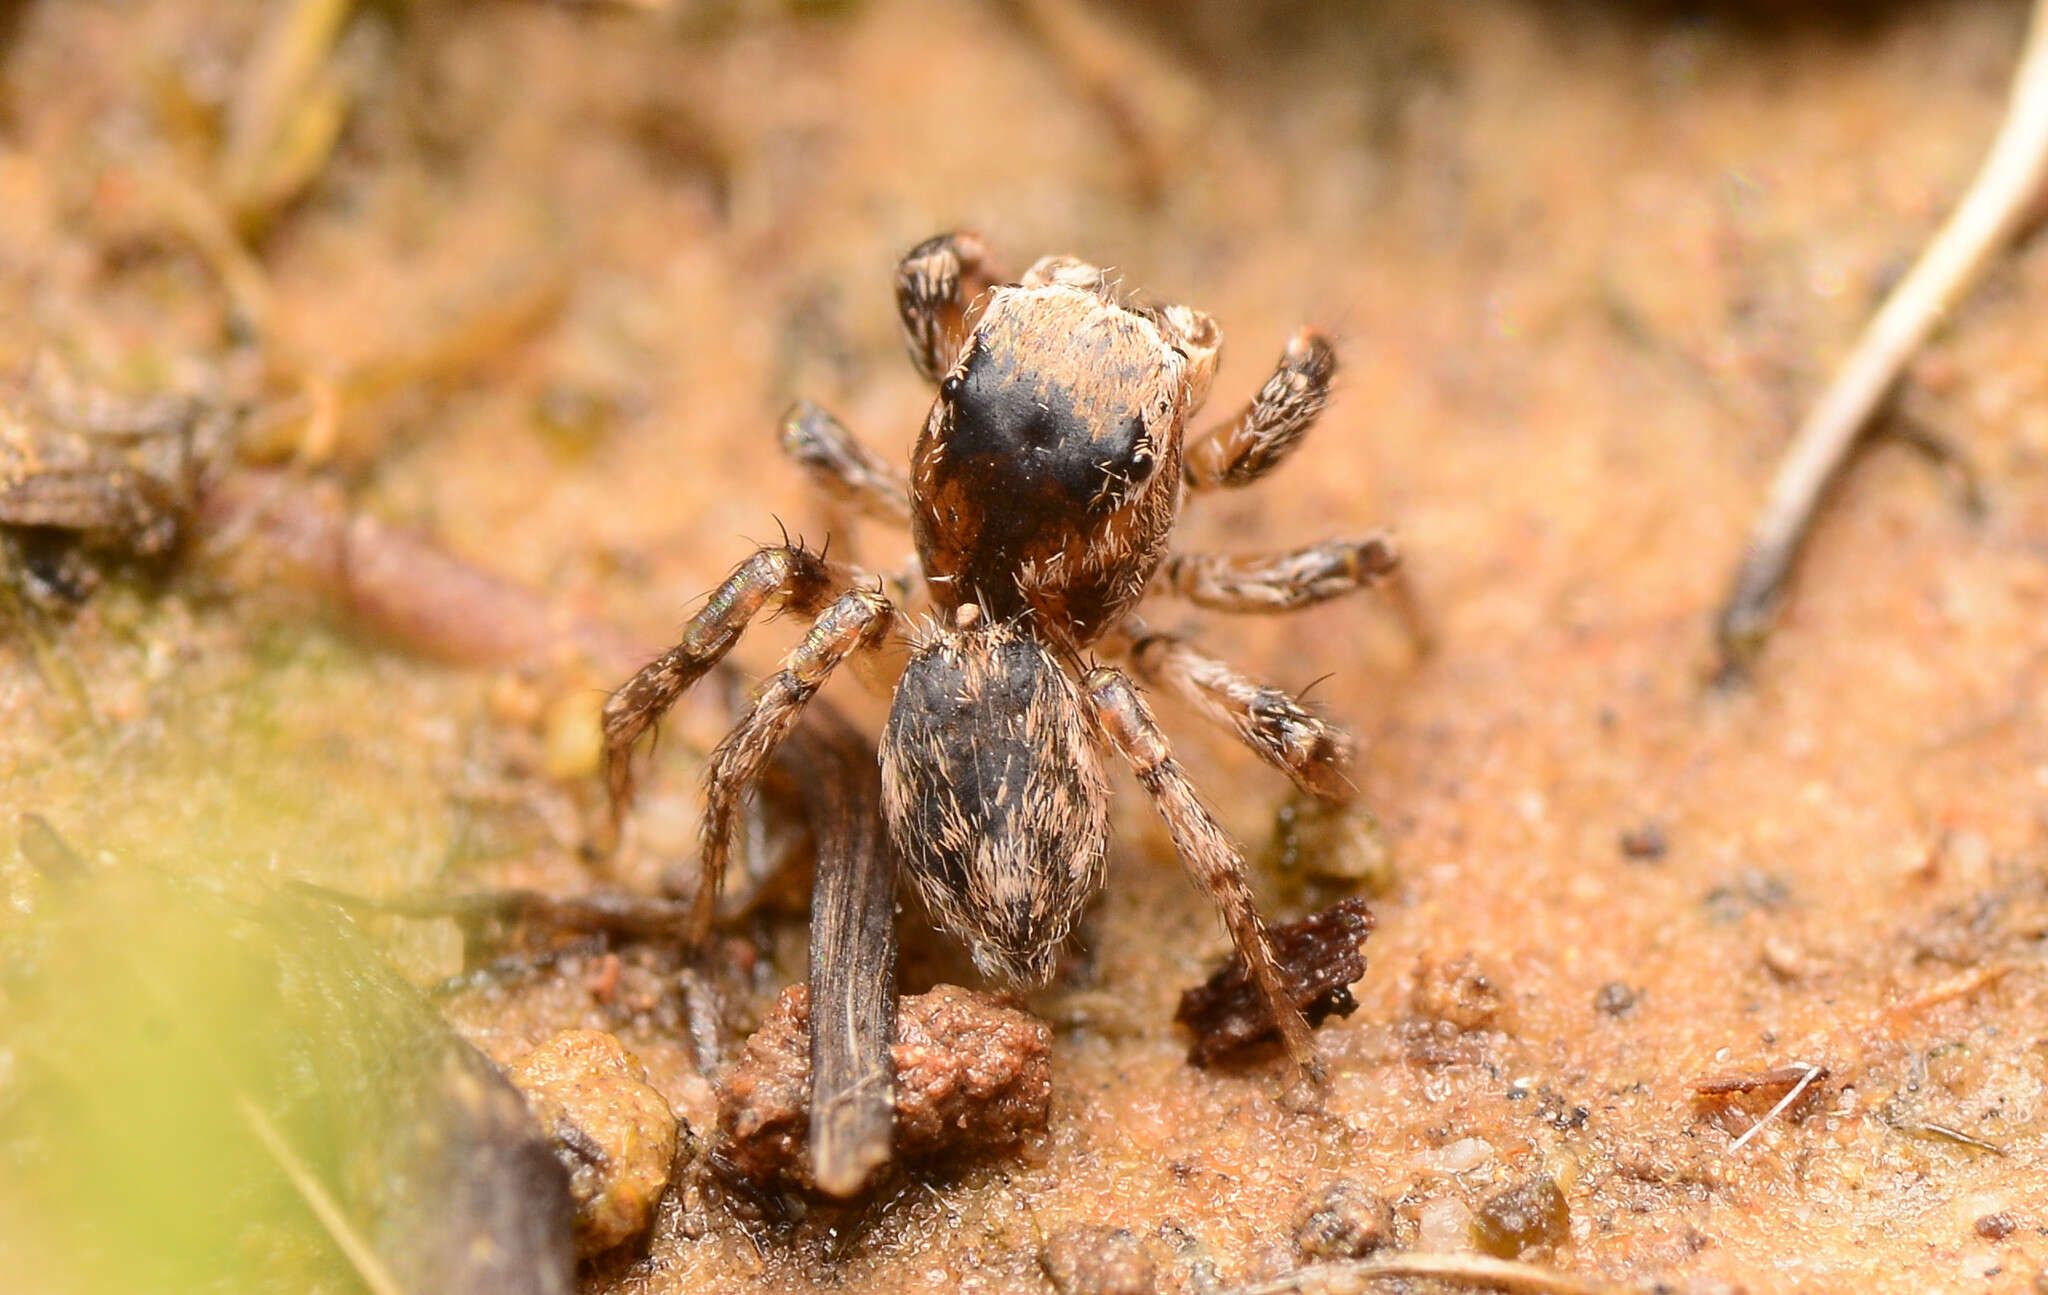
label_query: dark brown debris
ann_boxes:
[1593,982,1637,1017]
[1175,897,1373,1068]
[716,982,1050,1192]
[783,706,900,1199]
[1691,1064,1831,1141]
[1618,821,1668,863]
[1690,1065,1829,1097]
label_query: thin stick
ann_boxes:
[234,1092,409,1295]
[289,879,697,940]
[1879,961,2018,1023]
[1221,1254,1634,1295]
[1715,0,2048,677]
[789,705,901,1199]
[1726,1061,1823,1154]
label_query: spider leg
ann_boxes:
[600,543,844,834]
[1183,328,1336,491]
[778,401,911,526]
[896,231,1004,382]
[1155,533,1397,615]
[1115,624,1356,802]
[1152,300,1222,417]
[690,586,896,943]
[1081,665,1323,1080]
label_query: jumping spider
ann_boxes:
[602,233,1397,1074]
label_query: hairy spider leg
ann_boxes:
[600,543,844,834]
[778,401,912,526]
[1116,624,1357,802]
[1182,327,1336,491]
[1154,533,1398,614]
[1082,665,1324,1080]
[691,587,896,942]
[896,232,1004,383]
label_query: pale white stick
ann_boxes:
[1718,0,2048,672]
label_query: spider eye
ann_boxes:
[1122,415,1155,480]
[941,374,965,401]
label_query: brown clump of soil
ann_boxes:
[1039,1223,1159,1295]
[717,983,1051,1190]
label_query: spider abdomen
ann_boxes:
[879,622,1108,984]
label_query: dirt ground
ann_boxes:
[4,1,2047,1292]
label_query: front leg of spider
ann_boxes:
[687,586,896,942]
[896,231,1003,383]
[599,542,843,842]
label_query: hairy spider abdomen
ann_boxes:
[879,621,1108,983]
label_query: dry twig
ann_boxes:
[784,706,901,1199]
[1221,1253,1635,1295]
[1723,1061,1824,1154]
[1715,0,2048,677]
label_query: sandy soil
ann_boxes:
[3,2,2046,1292]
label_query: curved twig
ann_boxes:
[1715,0,2048,679]
[1222,1253,1635,1295]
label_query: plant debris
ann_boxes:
[1714,0,2048,677]
[1175,897,1373,1067]
[0,369,223,604]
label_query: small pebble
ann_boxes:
[1474,1175,1570,1259]
[542,689,605,781]
[1594,982,1636,1016]
[1409,953,1507,1033]
[1414,1136,1494,1175]
[1291,1178,1394,1260]
[1267,795,1395,892]
[1977,1212,2017,1240]
[1416,1197,1473,1252]
[1040,1224,1156,1295]
[509,1029,679,1257]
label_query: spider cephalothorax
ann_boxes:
[602,232,1399,1074]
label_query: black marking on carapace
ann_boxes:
[915,341,1149,624]
[947,343,1148,508]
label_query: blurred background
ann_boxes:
[3,2,2047,1292]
